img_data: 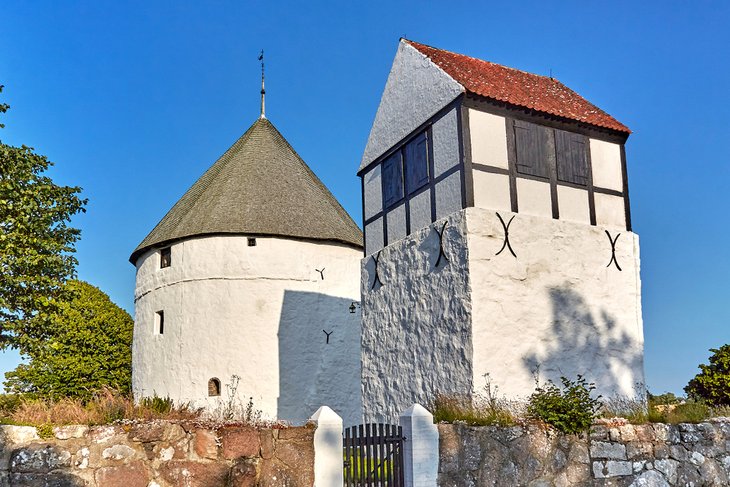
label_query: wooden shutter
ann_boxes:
[382,152,404,208]
[514,120,549,178]
[405,132,429,193]
[556,130,588,185]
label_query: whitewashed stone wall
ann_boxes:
[361,211,474,423]
[133,235,362,425]
[467,206,644,400]
[361,206,644,422]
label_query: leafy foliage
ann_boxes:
[527,376,601,434]
[4,280,133,400]
[685,344,730,406]
[0,85,87,353]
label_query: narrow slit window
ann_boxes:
[208,378,221,397]
[160,247,171,268]
[248,237,257,247]
[156,311,164,335]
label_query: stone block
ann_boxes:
[568,442,590,464]
[194,429,218,460]
[669,445,689,461]
[634,424,655,442]
[10,445,72,473]
[102,444,137,461]
[619,424,637,442]
[53,425,89,440]
[626,441,653,460]
[159,460,230,486]
[590,441,627,460]
[229,458,260,487]
[654,459,678,484]
[259,430,274,460]
[220,426,261,459]
[590,425,609,441]
[277,426,314,441]
[95,461,149,487]
[8,472,86,486]
[628,470,670,487]
[0,425,39,444]
[129,422,165,443]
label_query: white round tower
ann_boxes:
[130,118,363,425]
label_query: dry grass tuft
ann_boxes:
[2,389,202,426]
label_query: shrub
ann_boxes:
[685,344,730,406]
[527,376,601,434]
[431,376,515,427]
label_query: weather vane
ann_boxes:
[258,49,265,119]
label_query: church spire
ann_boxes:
[258,50,266,119]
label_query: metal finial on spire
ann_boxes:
[258,49,265,119]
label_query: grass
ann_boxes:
[0,389,202,427]
[431,394,515,426]
[600,395,730,424]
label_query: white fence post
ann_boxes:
[310,406,344,487]
[400,404,439,487]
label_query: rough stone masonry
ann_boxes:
[438,418,730,486]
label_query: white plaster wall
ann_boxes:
[360,212,473,423]
[557,186,590,224]
[432,108,460,178]
[363,165,382,220]
[386,203,407,245]
[365,218,384,256]
[590,139,624,191]
[435,172,463,220]
[473,171,511,213]
[466,207,644,400]
[595,193,627,229]
[468,109,509,169]
[516,178,552,218]
[133,235,363,426]
[360,41,463,171]
[409,190,432,236]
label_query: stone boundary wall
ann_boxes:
[0,421,314,486]
[438,419,730,486]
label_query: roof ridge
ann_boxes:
[404,39,559,83]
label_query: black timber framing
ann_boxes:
[466,94,631,230]
[359,97,466,254]
[546,127,560,219]
[620,144,633,231]
[457,99,474,208]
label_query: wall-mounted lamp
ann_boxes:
[349,301,361,314]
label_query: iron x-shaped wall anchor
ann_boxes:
[605,230,622,271]
[434,221,449,267]
[495,213,517,258]
[370,251,383,290]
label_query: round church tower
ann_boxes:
[129,117,363,424]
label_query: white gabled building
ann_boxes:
[358,39,645,422]
[130,115,364,425]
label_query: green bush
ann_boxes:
[685,344,730,406]
[527,376,601,434]
[140,395,174,414]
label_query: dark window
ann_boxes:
[208,378,221,396]
[514,120,550,178]
[160,247,171,268]
[555,130,588,185]
[156,311,164,335]
[382,152,404,208]
[405,132,429,193]
[247,237,257,247]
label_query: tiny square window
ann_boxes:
[156,311,164,335]
[248,237,257,247]
[160,247,171,268]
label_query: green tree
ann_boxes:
[4,280,133,399]
[685,344,730,406]
[0,84,87,353]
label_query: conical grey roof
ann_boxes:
[130,118,362,263]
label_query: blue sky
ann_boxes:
[1,1,728,396]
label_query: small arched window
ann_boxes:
[208,378,221,397]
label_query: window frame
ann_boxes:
[160,247,172,269]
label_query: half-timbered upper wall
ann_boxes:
[360,39,466,256]
[359,41,463,172]
[466,104,631,231]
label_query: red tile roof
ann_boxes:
[405,40,630,134]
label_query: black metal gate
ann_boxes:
[343,423,405,487]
